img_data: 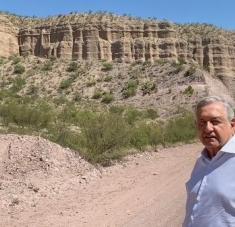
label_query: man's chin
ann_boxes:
[203,141,220,151]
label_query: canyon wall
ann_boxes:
[1,14,235,98]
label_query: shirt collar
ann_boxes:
[220,135,235,154]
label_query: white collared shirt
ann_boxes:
[183,136,235,227]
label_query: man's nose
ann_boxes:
[204,121,214,132]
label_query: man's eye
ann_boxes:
[199,121,206,127]
[211,120,220,125]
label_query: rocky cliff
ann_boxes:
[1,13,235,98]
[0,15,19,57]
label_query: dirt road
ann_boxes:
[0,135,201,227]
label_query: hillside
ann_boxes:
[1,12,235,101]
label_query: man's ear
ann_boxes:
[231,118,235,129]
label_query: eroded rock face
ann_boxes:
[1,14,235,98]
[17,20,235,77]
[0,15,19,57]
[18,21,178,63]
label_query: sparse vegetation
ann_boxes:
[67,61,78,72]
[92,90,103,99]
[101,62,113,71]
[183,85,194,97]
[10,77,26,92]
[14,64,25,74]
[41,60,53,71]
[101,93,114,104]
[141,81,156,95]
[0,93,197,165]
[86,80,96,87]
[59,78,73,90]
[9,55,21,65]
[122,80,138,98]
[103,75,112,82]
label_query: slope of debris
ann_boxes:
[0,134,99,210]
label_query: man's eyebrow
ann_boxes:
[199,117,222,121]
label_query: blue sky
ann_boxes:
[1,0,235,30]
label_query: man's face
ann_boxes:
[196,102,235,155]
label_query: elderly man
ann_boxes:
[183,96,235,227]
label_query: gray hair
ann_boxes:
[196,96,234,120]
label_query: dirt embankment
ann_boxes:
[0,134,201,227]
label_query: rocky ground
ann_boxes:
[0,134,201,227]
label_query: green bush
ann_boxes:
[0,57,5,65]
[141,81,156,95]
[79,113,130,165]
[163,112,196,144]
[14,64,25,74]
[0,101,54,129]
[26,85,39,96]
[101,93,114,104]
[143,108,159,119]
[109,105,125,115]
[101,62,113,71]
[183,85,194,97]
[86,81,96,87]
[122,80,138,98]
[124,108,143,125]
[67,61,78,72]
[59,79,73,89]
[10,77,26,92]
[92,90,103,99]
[130,123,163,150]
[103,76,112,82]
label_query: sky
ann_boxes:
[1,0,235,30]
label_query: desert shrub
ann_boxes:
[183,85,194,97]
[103,75,112,82]
[0,57,5,65]
[26,85,39,96]
[101,93,114,104]
[79,113,130,165]
[67,61,78,72]
[122,80,138,98]
[49,126,80,151]
[124,108,143,125]
[10,77,26,92]
[70,72,80,80]
[163,112,196,144]
[0,100,54,129]
[14,64,25,74]
[141,81,156,95]
[143,108,159,119]
[109,105,125,115]
[130,123,163,150]
[101,62,113,71]
[92,90,103,99]
[86,80,96,87]
[59,78,73,89]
